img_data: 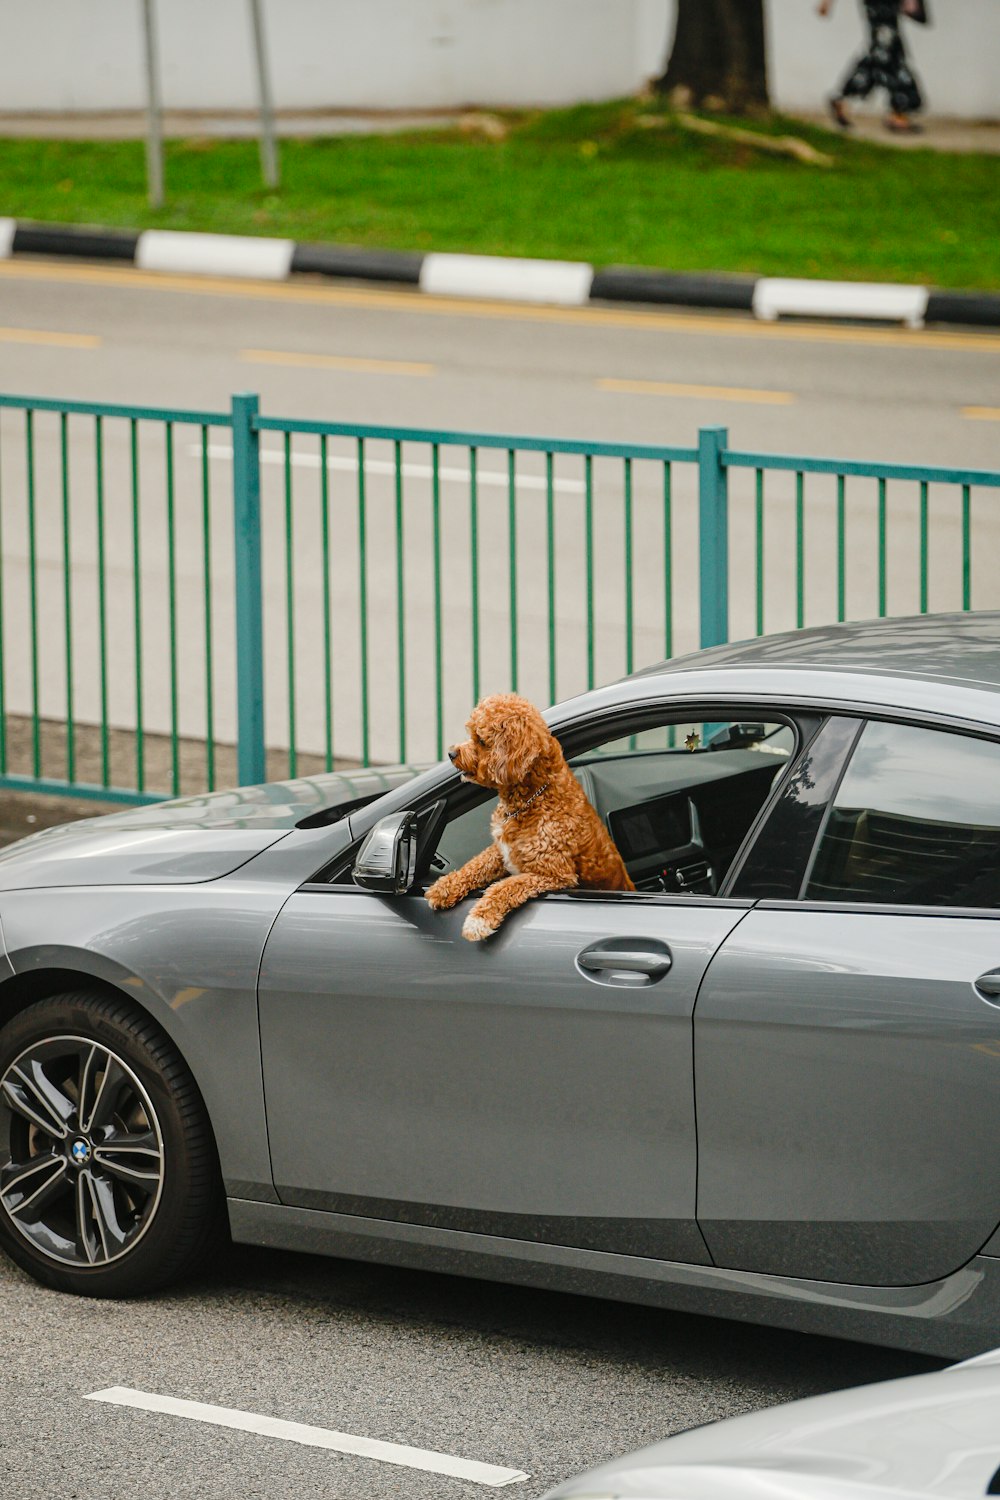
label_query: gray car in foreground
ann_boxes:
[2,612,1000,1356]
[542,1345,1000,1500]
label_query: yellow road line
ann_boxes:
[0,325,100,349]
[241,348,434,376]
[0,259,997,354]
[963,405,1000,421]
[599,376,794,405]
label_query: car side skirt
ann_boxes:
[226,1198,1000,1358]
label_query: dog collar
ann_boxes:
[498,783,550,821]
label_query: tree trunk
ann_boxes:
[654,0,769,114]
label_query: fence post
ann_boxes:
[231,392,267,786]
[698,426,730,649]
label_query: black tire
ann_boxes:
[0,990,226,1297]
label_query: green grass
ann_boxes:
[2,100,998,288]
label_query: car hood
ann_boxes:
[0,765,423,889]
[543,1353,1000,1500]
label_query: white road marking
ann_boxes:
[0,219,15,259]
[85,1387,529,1487]
[195,442,587,493]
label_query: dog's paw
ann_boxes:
[426,875,460,911]
[462,913,498,942]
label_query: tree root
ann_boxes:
[642,110,834,167]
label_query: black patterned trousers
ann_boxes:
[837,1,923,114]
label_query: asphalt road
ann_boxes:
[0,260,997,770]
[0,258,998,463]
[0,269,982,1494]
[2,1237,942,1500]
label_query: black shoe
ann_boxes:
[828,96,853,128]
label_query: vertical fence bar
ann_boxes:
[585,455,595,689]
[432,443,443,760]
[200,426,215,791]
[231,393,266,786]
[395,440,406,762]
[962,485,971,610]
[60,413,75,783]
[508,448,518,692]
[357,437,370,767]
[878,477,887,617]
[469,448,481,706]
[919,481,929,614]
[664,460,675,747]
[0,416,5,774]
[165,421,180,795]
[698,427,729,649]
[836,474,846,623]
[320,435,333,771]
[284,431,296,777]
[130,419,145,792]
[663,462,672,662]
[94,416,110,787]
[795,471,805,630]
[754,468,764,637]
[624,458,634,676]
[25,410,40,778]
[546,451,556,704]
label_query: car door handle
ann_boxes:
[577,940,672,985]
[975,970,1000,1001]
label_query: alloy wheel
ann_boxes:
[0,1034,165,1268]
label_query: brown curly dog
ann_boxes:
[426,693,635,941]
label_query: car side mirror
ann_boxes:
[353,811,419,893]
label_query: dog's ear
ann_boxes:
[491,706,546,786]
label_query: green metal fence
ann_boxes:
[0,389,997,805]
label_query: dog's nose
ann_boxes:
[447,746,458,763]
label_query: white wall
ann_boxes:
[1,0,996,119]
[0,0,651,112]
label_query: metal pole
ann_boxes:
[231,393,267,786]
[140,0,164,209]
[698,427,730,649]
[248,0,280,189]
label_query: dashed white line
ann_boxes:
[85,1387,529,1487]
[195,442,587,493]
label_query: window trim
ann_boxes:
[792,713,1000,915]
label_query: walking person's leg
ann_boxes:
[828,0,879,129]
[884,26,923,130]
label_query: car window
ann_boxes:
[804,720,1000,909]
[431,717,794,897]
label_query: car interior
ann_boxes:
[424,718,796,898]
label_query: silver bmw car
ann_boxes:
[2,612,1000,1358]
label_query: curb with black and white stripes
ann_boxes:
[3,218,998,329]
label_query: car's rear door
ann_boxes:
[696,715,1000,1286]
[257,879,748,1264]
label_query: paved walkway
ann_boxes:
[795,109,1000,152]
[0,107,997,152]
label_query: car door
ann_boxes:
[696,715,1000,1286]
[258,882,749,1263]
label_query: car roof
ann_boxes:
[570,612,1000,732]
[633,613,1000,692]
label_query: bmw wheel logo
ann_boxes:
[70,1139,92,1166]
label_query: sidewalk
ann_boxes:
[0,106,997,153]
[795,109,1000,153]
